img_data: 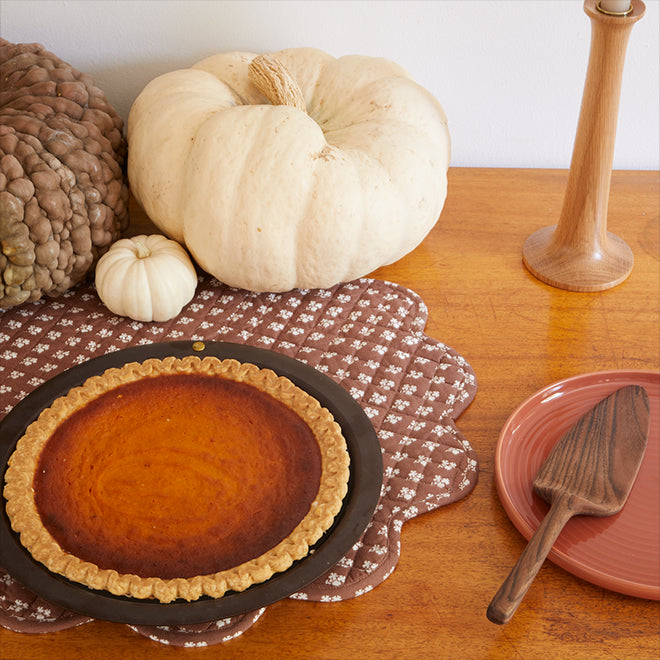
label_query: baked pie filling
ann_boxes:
[4,355,350,603]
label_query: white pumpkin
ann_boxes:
[127,47,450,292]
[95,234,197,322]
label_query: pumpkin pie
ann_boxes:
[3,355,350,603]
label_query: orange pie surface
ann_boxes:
[34,373,322,579]
[4,356,350,602]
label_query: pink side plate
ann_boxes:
[495,370,660,600]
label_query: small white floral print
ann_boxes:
[432,475,451,489]
[398,486,415,501]
[325,573,346,587]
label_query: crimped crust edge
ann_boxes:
[3,355,350,603]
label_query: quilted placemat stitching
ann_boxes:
[0,276,477,644]
[127,608,267,648]
[0,568,92,633]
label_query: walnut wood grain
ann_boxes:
[487,385,650,625]
[2,167,658,659]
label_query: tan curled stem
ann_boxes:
[248,54,307,112]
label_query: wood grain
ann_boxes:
[533,384,649,511]
[1,167,658,659]
[522,0,646,291]
[486,385,650,625]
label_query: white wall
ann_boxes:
[1,0,658,169]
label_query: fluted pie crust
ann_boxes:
[3,355,350,603]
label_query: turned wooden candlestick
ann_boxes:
[523,0,645,292]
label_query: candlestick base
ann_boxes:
[522,0,644,293]
[522,225,633,292]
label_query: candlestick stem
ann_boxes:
[523,0,645,291]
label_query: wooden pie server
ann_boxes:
[487,384,650,625]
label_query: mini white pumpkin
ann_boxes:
[95,234,197,322]
[127,47,450,293]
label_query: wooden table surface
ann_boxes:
[1,168,658,659]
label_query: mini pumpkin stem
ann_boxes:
[248,54,307,113]
[134,240,151,259]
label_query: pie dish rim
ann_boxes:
[0,341,383,625]
[3,353,350,604]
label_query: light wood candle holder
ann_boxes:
[523,0,646,292]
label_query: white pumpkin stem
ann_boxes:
[248,54,307,112]
[134,240,151,259]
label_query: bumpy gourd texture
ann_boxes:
[0,39,129,309]
[128,48,450,293]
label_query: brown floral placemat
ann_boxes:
[0,275,477,646]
